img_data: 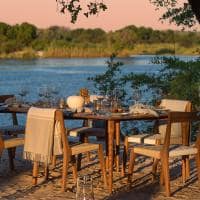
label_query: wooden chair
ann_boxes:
[69,89,106,142]
[122,99,192,175]
[0,95,25,170]
[0,134,24,170]
[32,110,107,191]
[68,89,106,164]
[127,111,200,197]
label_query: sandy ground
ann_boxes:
[0,146,200,200]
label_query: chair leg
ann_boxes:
[152,159,159,180]
[77,135,84,171]
[8,148,14,171]
[115,121,120,173]
[127,148,136,183]
[52,155,57,168]
[196,153,200,187]
[160,167,164,186]
[121,136,128,177]
[62,154,69,192]
[161,157,170,197]
[32,161,39,185]
[98,144,107,187]
[44,164,49,181]
[71,155,78,184]
[182,156,186,183]
[84,136,91,162]
[185,156,190,179]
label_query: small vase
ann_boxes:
[66,96,84,109]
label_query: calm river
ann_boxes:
[0,55,197,126]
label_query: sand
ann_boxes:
[0,146,200,200]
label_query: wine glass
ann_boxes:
[18,87,29,103]
[76,176,94,200]
[133,87,141,105]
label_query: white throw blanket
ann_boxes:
[23,107,63,164]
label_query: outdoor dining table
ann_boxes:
[0,106,168,193]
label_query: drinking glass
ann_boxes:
[18,87,29,103]
[133,87,141,105]
[76,176,94,200]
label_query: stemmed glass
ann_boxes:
[18,87,29,104]
[76,176,94,200]
[111,88,122,112]
[133,87,141,105]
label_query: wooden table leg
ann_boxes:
[12,113,18,126]
[108,120,114,194]
[115,121,120,173]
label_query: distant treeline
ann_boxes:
[0,22,200,58]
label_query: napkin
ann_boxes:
[129,103,159,117]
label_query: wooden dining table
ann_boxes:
[0,106,168,193]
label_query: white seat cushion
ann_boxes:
[143,134,162,145]
[133,145,197,159]
[71,143,99,155]
[68,127,91,137]
[68,127,105,137]
[127,134,150,144]
[144,134,182,145]
[169,145,198,157]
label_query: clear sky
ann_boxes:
[0,0,180,31]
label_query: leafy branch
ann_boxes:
[56,0,107,23]
[149,0,198,28]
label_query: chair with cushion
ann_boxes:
[0,95,25,170]
[0,134,24,170]
[68,89,106,164]
[68,89,106,141]
[127,111,200,197]
[122,99,192,175]
[24,108,107,191]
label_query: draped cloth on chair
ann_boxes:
[23,107,62,164]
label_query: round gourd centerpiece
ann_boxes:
[66,96,84,109]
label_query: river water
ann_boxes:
[0,55,197,127]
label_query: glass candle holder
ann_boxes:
[76,176,94,200]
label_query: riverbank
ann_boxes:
[0,43,199,59]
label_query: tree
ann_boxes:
[88,54,126,100]
[17,23,37,46]
[0,22,10,35]
[56,0,200,27]
[150,0,199,28]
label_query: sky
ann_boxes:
[0,0,181,31]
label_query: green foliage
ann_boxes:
[155,48,175,54]
[150,0,198,28]
[123,56,200,108]
[16,23,37,46]
[0,22,10,35]
[88,54,126,100]
[55,0,199,29]
[1,22,200,57]
[0,40,21,54]
[56,0,107,23]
